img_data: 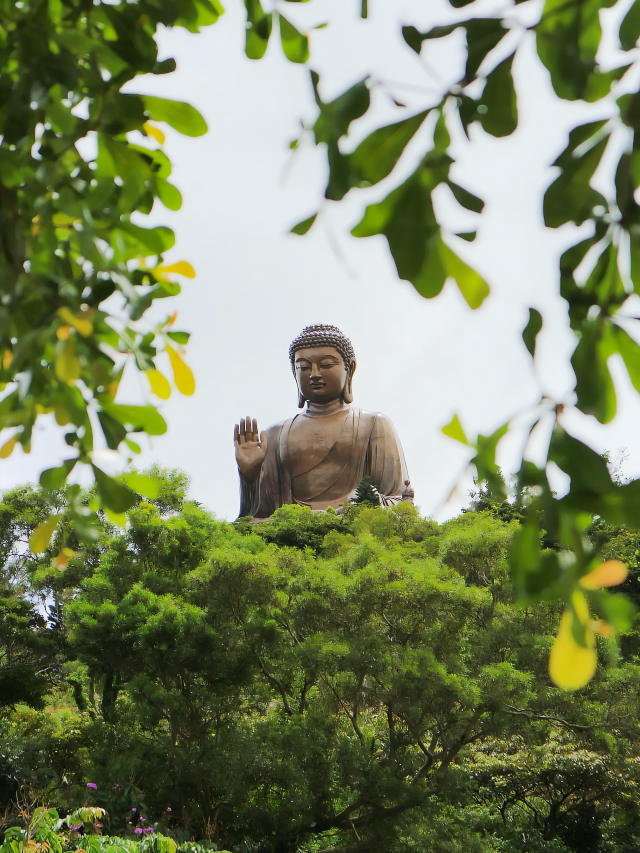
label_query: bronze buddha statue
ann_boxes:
[234,324,409,519]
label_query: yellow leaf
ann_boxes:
[155,261,196,280]
[580,559,628,589]
[0,435,17,458]
[549,607,596,691]
[168,310,178,326]
[58,307,93,337]
[57,324,71,340]
[30,514,62,554]
[144,121,165,145]
[145,369,171,400]
[166,344,195,396]
[55,338,81,384]
[2,350,12,369]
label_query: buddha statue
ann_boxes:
[234,324,410,519]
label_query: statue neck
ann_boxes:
[303,399,350,418]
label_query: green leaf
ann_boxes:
[142,96,208,137]
[105,137,151,212]
[544,121,609,228]
[447,180,484,213]
[351,153,459,299]
[40,460,77,491]
[442,414,468,445]
[464,19,507,83]
[412,233,448,299]
[166,331,190,345]
[523,308,543,357]
[612,324,640,394]
[439,240,490,309]
[349,110,429,186]
[98,410,128,450]
[550,429,614,501]
[291,213,317,235]
[103,405,168,436]
[279,14,309,63]
[313,74,370,145]
[403,19,506,85]
[582,65,630,104]
[113,222,175,260]
[93,465,137,514]
[620,0,640,51]
[402,23,458,54]
[123,473,161,499]
[479,54,518,137]
[156,178,183,211]
[536,0,617,101]
[571,321,616,424]
[245,0,272,59]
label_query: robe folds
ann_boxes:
[238,406,409,520]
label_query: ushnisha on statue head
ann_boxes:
[288,324,356,408]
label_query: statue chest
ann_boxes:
[287,412,349,479]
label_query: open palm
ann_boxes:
[234,416,267,483]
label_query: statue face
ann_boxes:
[294,346,349,404]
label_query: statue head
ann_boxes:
[289,324,356,408]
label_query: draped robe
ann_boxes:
[238,405,408,520]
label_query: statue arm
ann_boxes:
[365,413,409,501]
[236,422,283,519]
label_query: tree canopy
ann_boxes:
[1,471,640,852]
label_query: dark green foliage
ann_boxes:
[2,475,640,852]
[248,503,353,553]
[352,475,380,507]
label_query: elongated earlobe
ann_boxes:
[297,389,305,408]
[342,366,355,404]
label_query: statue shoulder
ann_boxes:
[352,408,398,430]
[264,416,297,439]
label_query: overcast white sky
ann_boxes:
[3,0,640,520]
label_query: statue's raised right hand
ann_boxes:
[234,416,268,484]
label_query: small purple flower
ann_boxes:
[113,783,122,789]
[87,783,98,790]
[131,808,137,813]
[165,807,171,813]
[134,828,143,835]
[142,828,154,835]
[69,825,82,833]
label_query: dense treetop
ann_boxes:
[1,469,639,852]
